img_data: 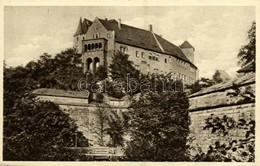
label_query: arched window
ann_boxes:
[91,43,95,50]
[88,44,91,51]
[99,43,102,49]
[87,58,93,71]
[93,57,100,73]
[95,43,98,49]
[84,44,88,52]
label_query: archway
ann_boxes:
[93,57,100,73]
[87,58,93,72]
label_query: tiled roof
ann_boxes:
[180,40,195,50]
[32,88,89,99]
[98,18,197,69]
[189,73,255,98]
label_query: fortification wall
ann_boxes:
[188,74,255,153]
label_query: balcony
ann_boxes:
[82,38,107,52]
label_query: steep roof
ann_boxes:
[74,17,84,37]
[180,40,195,50]
[74,18,92,37]
[98,18,197,69]
[32,88,89,99]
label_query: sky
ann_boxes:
[4,6,255,78]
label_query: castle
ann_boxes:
[74,17,198,84]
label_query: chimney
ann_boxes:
[149,24,153,31]
[118,19,121,30]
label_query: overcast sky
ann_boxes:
[4,6,255,78]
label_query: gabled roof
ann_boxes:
[180,40,195,50]
[74,18,92,37]
[97,18,197,69]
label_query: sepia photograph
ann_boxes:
[1,2,257,164]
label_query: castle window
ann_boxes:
[91,43,95,50]
[155,55,158,61]
[99,43,102,49]
[84,44,88,52]
[88,44,91,51]
[149,56,151,60]
[95,43,98,49]
[141,52,145,58]
[136,51,139,58]
[107,33,111,38]
[83,37,85,40]
[165,59,167,63]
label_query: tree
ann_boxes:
[24,48,84,90]
[107,51,141,98]
[91,105,108,146]
[125,90,190,161]
[186,77,214,94]
[106,110,129,147]
[3,96,81,161]
[237,21,255,72]
[3,48,87,160]
[109,51,140,80]
[212,70,223,84]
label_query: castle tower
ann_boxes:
[73,17,92,53]
[74,17,84,53]
[180,41,195,64]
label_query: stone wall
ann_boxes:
[188,73,255,153]
[34,91,128,146]
[189,103,255,152]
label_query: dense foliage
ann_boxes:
[107,110,129,147]
[125,90,190,161]
[194,115,255,162]
[107,51,141,98]
[3,97,79,161]
[237,21,255,72]
[186,77,214,94]
[3,48,87,160]
[212,70,223,84]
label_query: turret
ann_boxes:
[73,17,93,53]
[180,41,195,64]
